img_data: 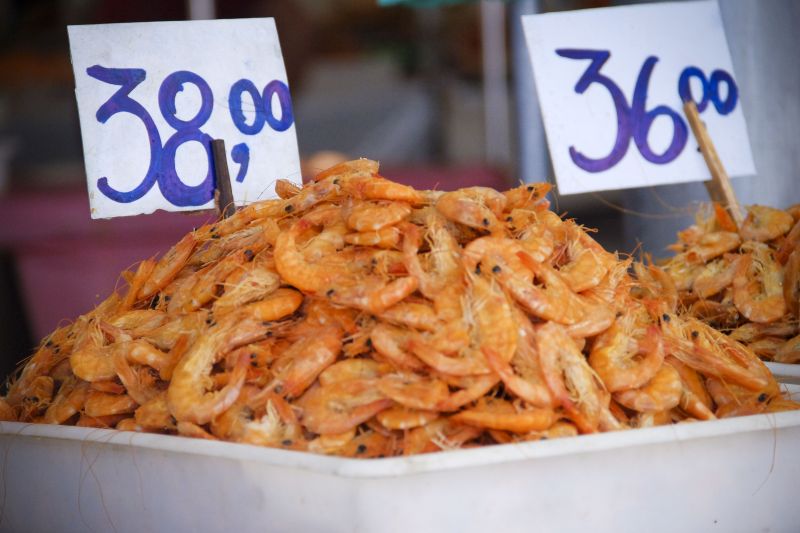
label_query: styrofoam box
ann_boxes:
[1,385,799,533]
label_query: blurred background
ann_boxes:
[0,0,798,378]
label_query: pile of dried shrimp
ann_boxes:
[1,160,797,458]
[659,203,800,364]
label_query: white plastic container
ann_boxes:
[1,385,799,533]
[767,362,800,385]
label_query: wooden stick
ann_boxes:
[683,100,744,228]
[211,139,236,219]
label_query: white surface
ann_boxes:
[2,386,799,533]
[767,362,800,385]
[522,0,754,195]
[68,19,300,219]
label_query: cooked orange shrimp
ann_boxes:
[275,218,351,293]
[134,392,176,431]
[139,232,197,299]
[108,309,168,337]
[613,364,682,413]
[43,378,88,424]
[313,158,378,182]
[377,406,438,430]
[212,265,280,317]
[377,300,439,332]
[502,251,589,325]
[733,243,786,323]
[435,374,500,411]
[318,359,388,386]
[589,309,664,393]
[632,262,679,313]
[662,316,774,393]
[662,253,705,292]
[783,248,800,317]
[69,318,116,382]
[740,205,794,242]
[402,418,482,455]
[774,334,800,364]
[728,319,798,344]
[243,288,304,322]
[347,200,412,232]
[376,374,450,411]
[685,231,741,264]
[272,327,342,398]
[344,226,401,249]
[238,394,305,448]
[6,324,73,405]
[436,187,507,233]
[274,178,301,199]
[451,397,557,433]
[297,378,393,435]
[142,311,208,352]
[120,259,156,311]
[167,316,270,424]
[503,182,551,211]
[328,276,418,314]
[84,391,138,417]
[776,219,800,264]
[409,338,490,376]
[556,221,614,293]
[341,175,426,205]
[113,352,160,406]
[401,218,461,300]
[536,322,617,433]
[369,323,426,371]
[666,356,714,420]
[468,271,518,364]
[691,255,739,298]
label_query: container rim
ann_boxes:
[2,385,798,479]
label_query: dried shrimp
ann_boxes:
[1,162,796,458]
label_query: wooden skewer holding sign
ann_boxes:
[211,139,236,219]
[683,100,744,228]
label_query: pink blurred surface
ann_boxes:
[0,166,509,341]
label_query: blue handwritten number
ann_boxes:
[263,80,294,132]
[555,49,632,173]
[229,79,266,135]
[157,71,215,207]
[87,66,162,203]
[228,78,294,183]
[678,66,738,115]
[630,57,687,164]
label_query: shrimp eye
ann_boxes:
[475,263,482,275]
[366,338,373,348]
[505,216,513,222]
[492,265,501,274]
[282,439,293,446]
[333,179,340,185]
[690,330,699,339]
[661,314,670,323]
[758,393,768,402]
[285,204,294,213]
[326,288,335,297]
[482,218,490,227]
[244,249,255,261]
[356,444,367,454]
[527,185,534,192]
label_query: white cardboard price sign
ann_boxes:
[522,0,754,195]
[68,19,300,219]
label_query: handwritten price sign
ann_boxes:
[69,19,300,218]
[523,1,754,195]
